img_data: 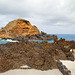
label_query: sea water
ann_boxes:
[56,34,75,41]
[28,39,54,43]
[0,34,75,44]
[0,39,18,44]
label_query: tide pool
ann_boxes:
[28,40,54,43]
[0,34,75,44]
[0,39,54,44]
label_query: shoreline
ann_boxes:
[0,38,75,74]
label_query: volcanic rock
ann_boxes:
[0,39,75,72]
[0,18,40,38]
[0,19,58,40]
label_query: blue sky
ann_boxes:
[0,0,75,34]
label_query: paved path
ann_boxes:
[61,60,75,75]
[0,69,62,75]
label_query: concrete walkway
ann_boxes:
[61,60,75,75]
[0,69,62,75]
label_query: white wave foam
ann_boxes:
[6,39,18,42]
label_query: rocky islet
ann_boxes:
[0,18,57,40]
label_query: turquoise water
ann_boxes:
[29,40,54,43]
[0,39,18,44]
[0,39,54,44]
[0,39,8,44]
[0,34,75,44]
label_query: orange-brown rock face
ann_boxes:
[0,19,40,38]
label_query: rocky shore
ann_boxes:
[0,18,74,74]
[0,38,75,73]
[11,31,58,41]
[0,18,57,40]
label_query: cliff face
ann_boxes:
[0,19,40,38]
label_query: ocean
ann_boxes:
[0,34,75,44]
[56,34,75,41]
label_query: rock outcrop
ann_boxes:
[0,38,75,72]
[12,31,58,41]
[0,18,40,38]
[0,18,58,40]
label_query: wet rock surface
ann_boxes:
[0,38,75,73]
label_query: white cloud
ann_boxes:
[0,0,75,34]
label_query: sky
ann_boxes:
[0,0,75,34]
